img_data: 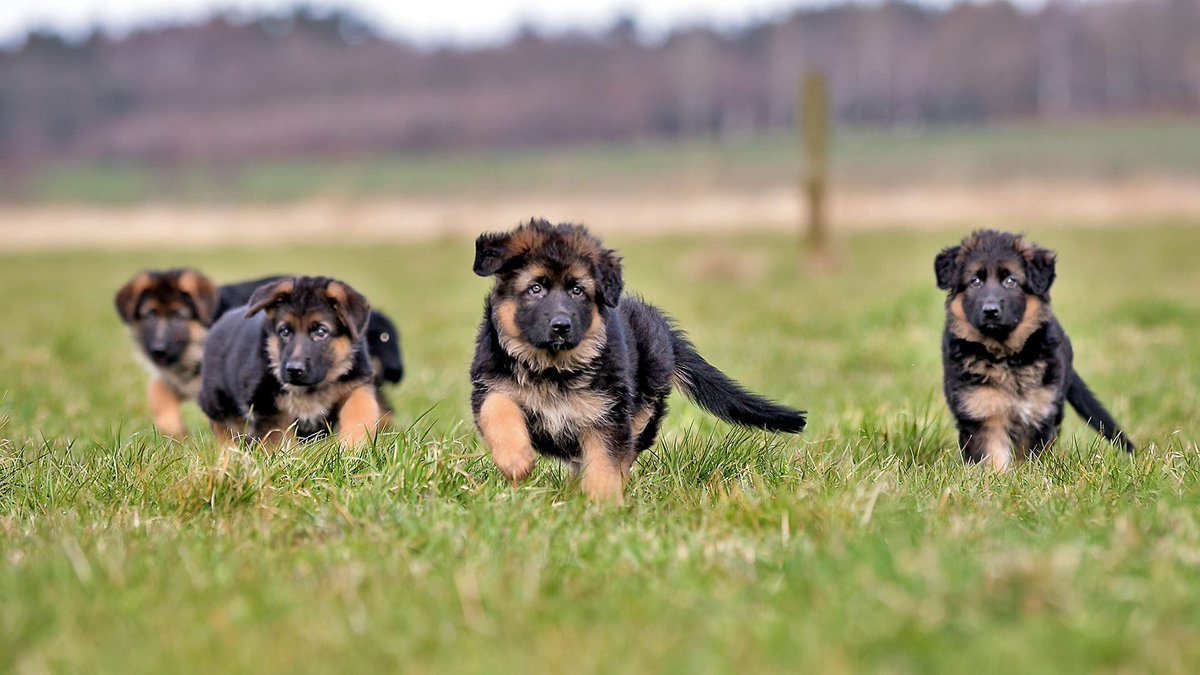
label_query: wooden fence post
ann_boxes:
[800,72,830,263]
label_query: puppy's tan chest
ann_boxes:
[958,358,1055,427]
[276,387,339,427]
[162,365,202,399]
[486,378,612,440]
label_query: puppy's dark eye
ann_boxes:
[1002,277,1018,289]
[570,284,585,297]
[277,325,293,338]
[312,325,330,340]
[969,277,983,288]
[528,283,544,296]
[171,309,188,320]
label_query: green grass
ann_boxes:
[1,224,1199,672]
[15,117,1200,205]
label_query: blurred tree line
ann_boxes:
[0,0,1197,170]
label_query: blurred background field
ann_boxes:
[5,116,1200,250]
[13,118,1200,205]
[2,0,1200,248]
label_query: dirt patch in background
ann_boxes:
[3,178,1199,251]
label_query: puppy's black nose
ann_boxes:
[550,315,571,335]
[285,361,307,381]
[150,345,168,358]
[982,302,1001,320]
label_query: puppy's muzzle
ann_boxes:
[284,360,309,385]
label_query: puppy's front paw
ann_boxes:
[478,392,535,484]
[492,443,535,483]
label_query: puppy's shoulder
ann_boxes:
[471,299,511,379]
[206,308,271,383]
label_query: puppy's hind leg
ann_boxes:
[1024,417,1060,460]
[478,392,536,484]
[579,429,630,504]
[632,398,668,452]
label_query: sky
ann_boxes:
[0,0,1052,46]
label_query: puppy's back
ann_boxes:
[214,276,285,319]
[199,307,272,423]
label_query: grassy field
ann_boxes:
[12,117,1200,205]
[1,223,1199,672]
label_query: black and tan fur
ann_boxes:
[115,268,222,438]
[470,219,807,502]
[115,269,404,438]
[198,276,381,447]
[935,230,1135,469]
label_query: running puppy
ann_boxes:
[470,219,806,502]
[935,230,1135,469]
[114,269,403,438]
[198,276,381,447]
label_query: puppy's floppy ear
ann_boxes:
[325,280,371,341]
[934,246,962,291]
[1025,246,1057,299]
[115,272,152,322]
[473,232,516,277]
[594,248,624,308]
[245,278,294,318]
[176,270,219,325]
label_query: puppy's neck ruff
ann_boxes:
[277,385,337,425]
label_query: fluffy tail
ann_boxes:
[1066,369,1135,453]
[670,330,806,433]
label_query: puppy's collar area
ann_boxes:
[505,346,599,378]
[513,360,598,387]
[278,371,365,394]
[498,336,602,376]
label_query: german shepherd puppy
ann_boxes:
[935,230,1135,469]
[471,219,807,502]
[115,269,403,438]
[198,276,381,447]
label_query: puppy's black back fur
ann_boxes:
[214,276,283,320]
[199,308,279,425]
